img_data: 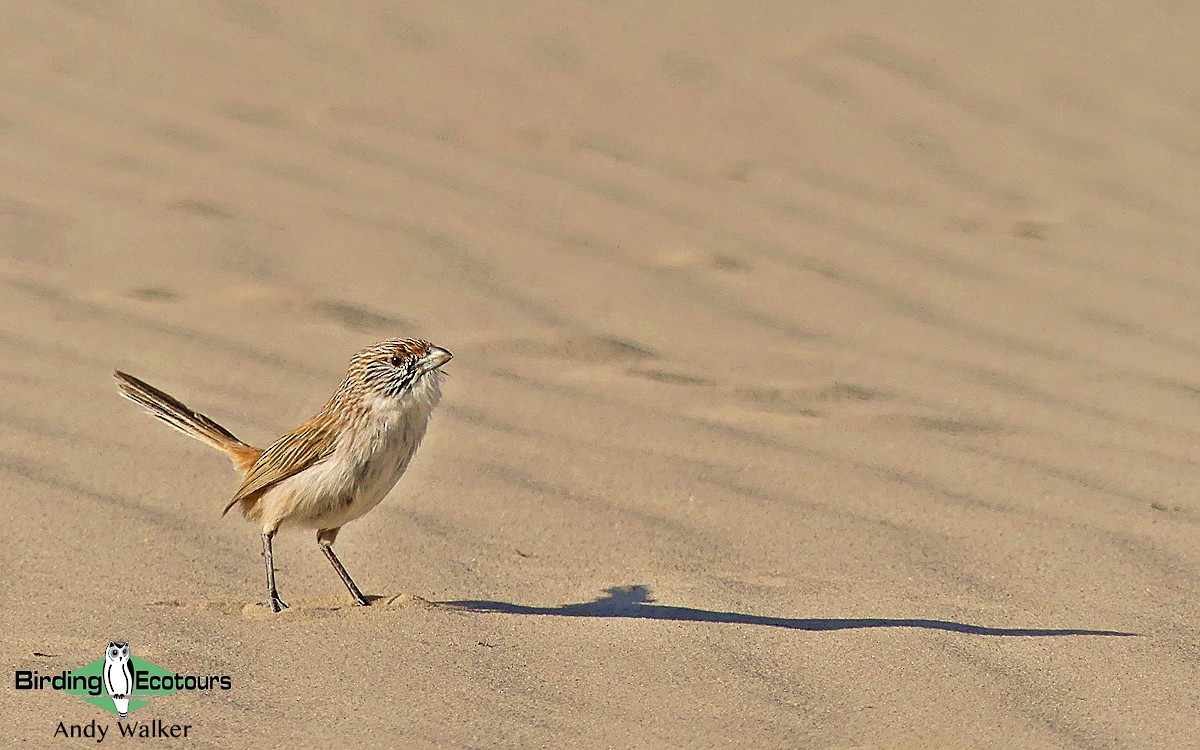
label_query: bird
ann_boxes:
[114,338,452,612]
[103,641,133,718]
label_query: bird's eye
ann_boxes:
[390,354,403,368]
[109,649,117,657]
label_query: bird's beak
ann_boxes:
[420,345,453,373]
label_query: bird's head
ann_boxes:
[346,338,452,410]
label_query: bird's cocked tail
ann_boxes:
[114,371,263,473]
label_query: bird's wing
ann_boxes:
[223,417,340,515]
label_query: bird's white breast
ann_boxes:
[104,659,131,691]
[263,372,442,531]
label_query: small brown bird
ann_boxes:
[115,338,452,612]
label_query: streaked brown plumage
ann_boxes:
[115,338,452,612]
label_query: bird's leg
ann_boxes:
[261,531,288,612]
[317,527,368,606]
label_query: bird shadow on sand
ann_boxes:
[441,585,1137,637]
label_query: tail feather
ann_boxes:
[114,371,262,472]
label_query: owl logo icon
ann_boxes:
[102,642,133,718]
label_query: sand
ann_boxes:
[2,2,1198,747]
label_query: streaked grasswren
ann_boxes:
[115,338,452,612]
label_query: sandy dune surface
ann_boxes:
[2,2,1198,747]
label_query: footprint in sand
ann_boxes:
[240,594,435,620]
[151,595,434,620]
